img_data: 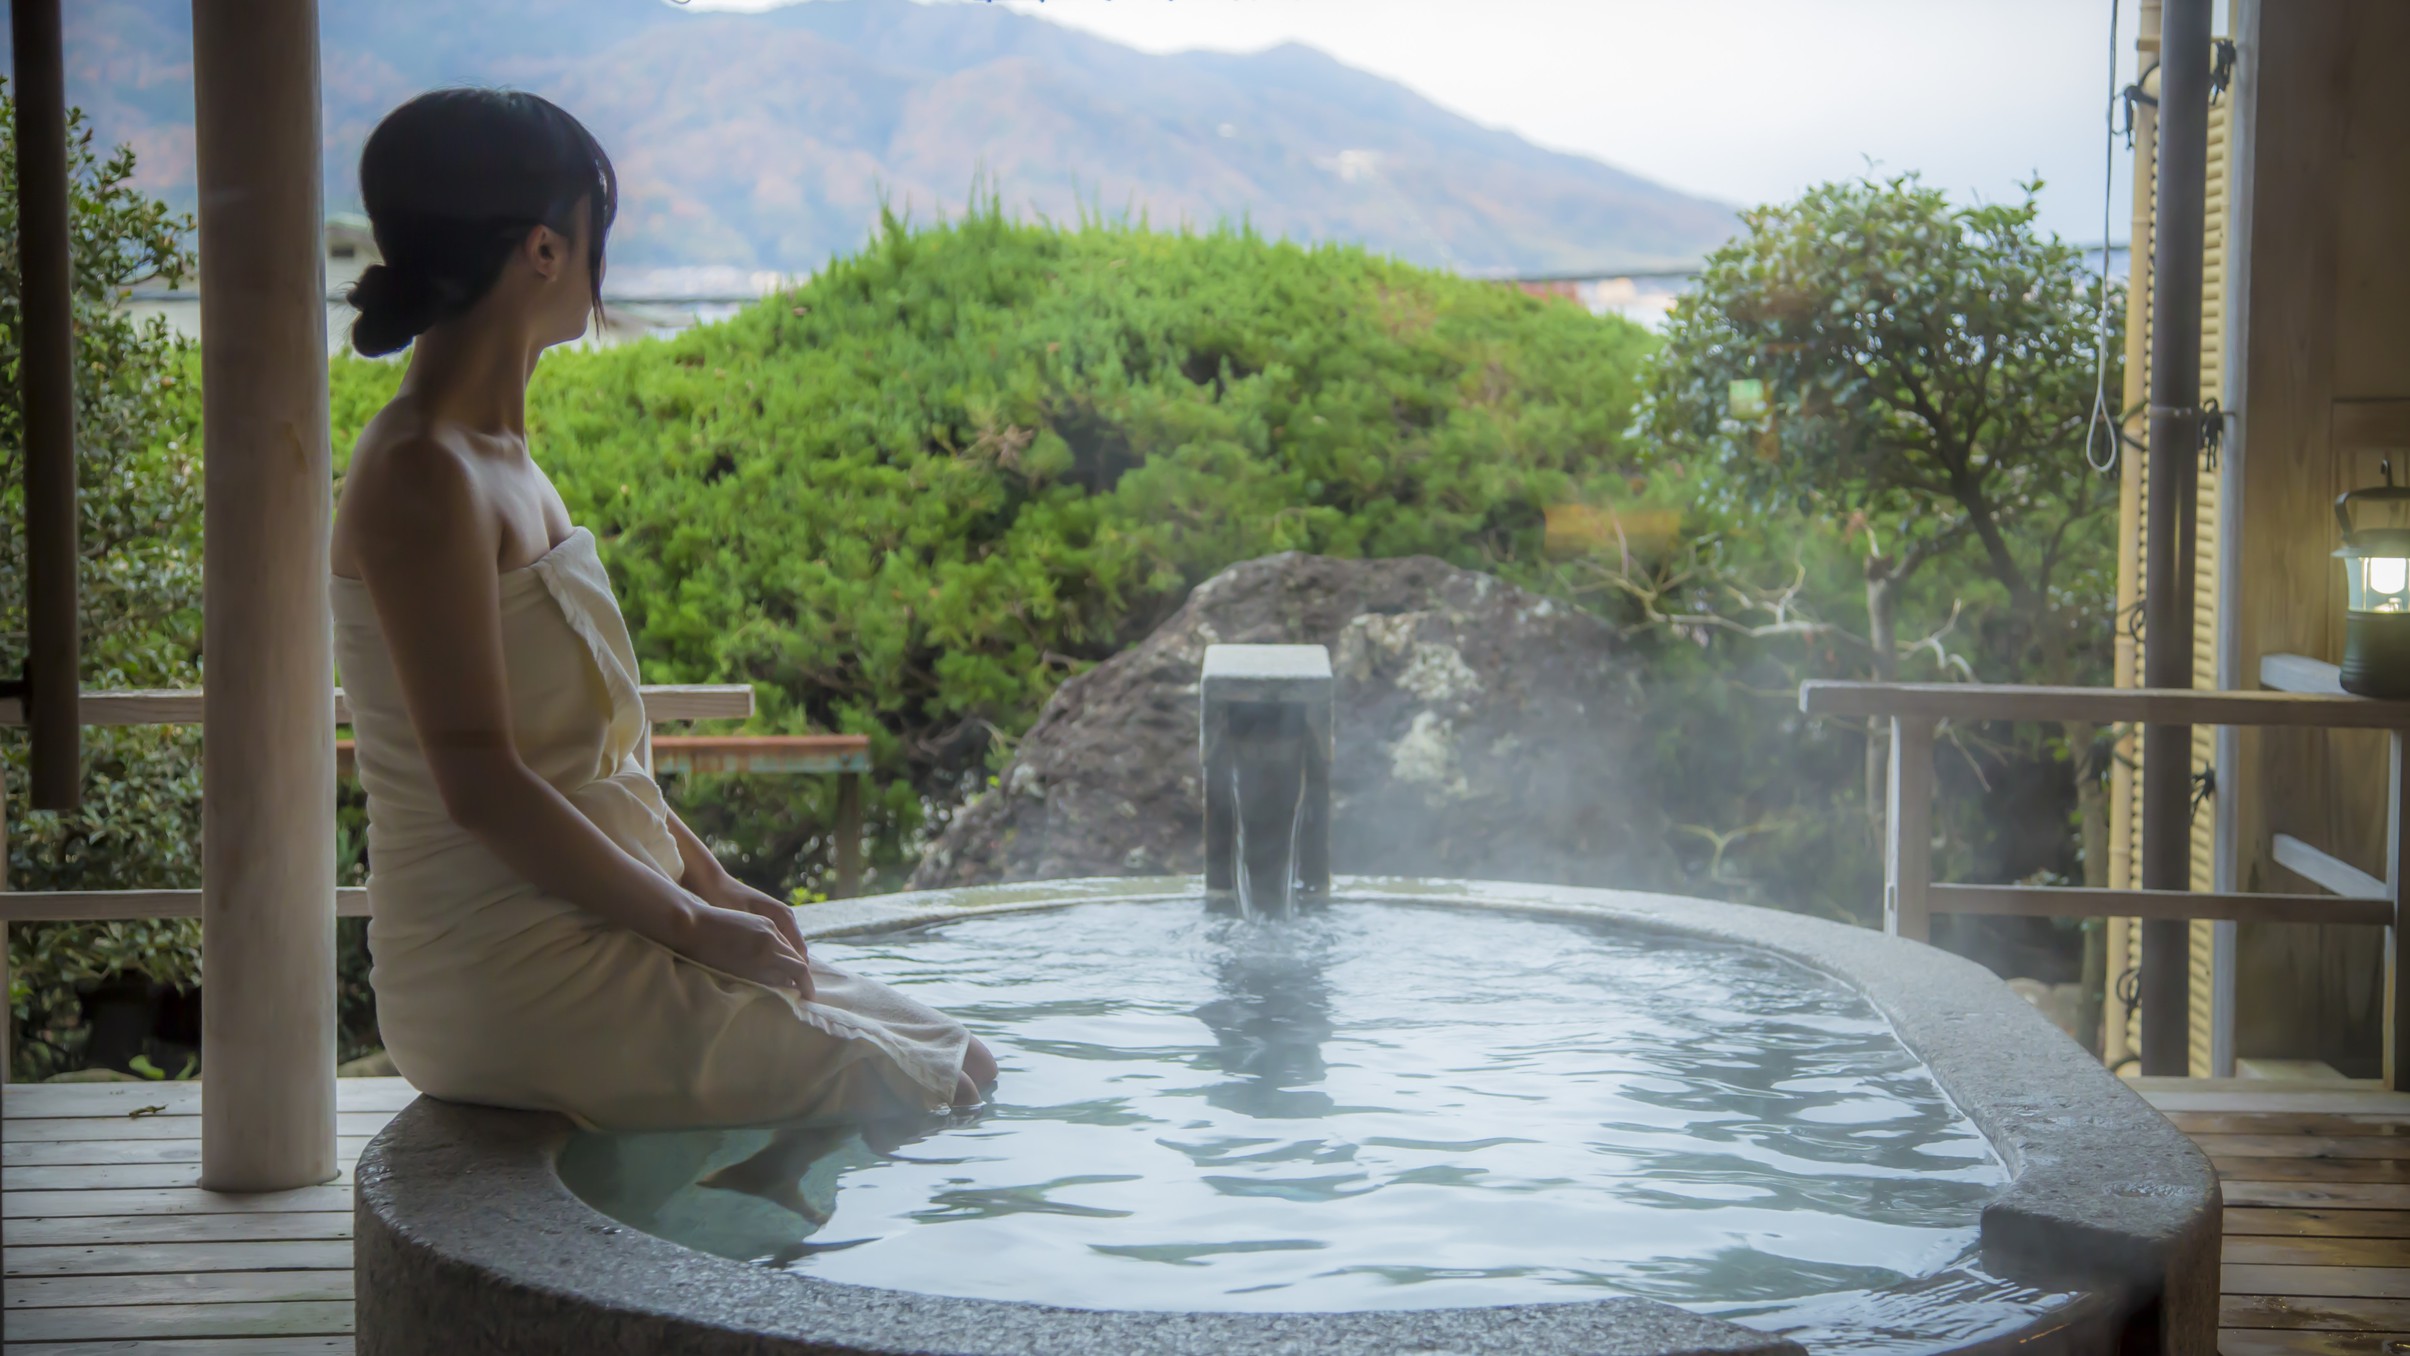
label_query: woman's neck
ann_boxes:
[398,310,537,438]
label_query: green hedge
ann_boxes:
[331,207,1659,894]
[1,91,216,1080]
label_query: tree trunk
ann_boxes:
[1864,561,1901,825]
[2071,720,2110,890]
[2071,719,2110,1057]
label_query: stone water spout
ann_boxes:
[1200,644,1332,918]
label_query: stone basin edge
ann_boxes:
[356,875,2209,1356]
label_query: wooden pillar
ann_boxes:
[2386,732,2410,1093]
[1884,718,1936,943]
[2,765,11,1084]
[11,0,83,813]
[192,0,337,1192]
[834,773,863,899]
[2139,0,2214,1077]
[1,766,7,1273]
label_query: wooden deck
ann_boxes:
[2130,1077,2410,1356]
[2,1077,2408,1351]
[1,1077,406,1353]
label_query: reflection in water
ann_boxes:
[559,901,2081,1353]
[1191,915,1336,1118]
[690,1115,933,1226]
[695,1123,852,1223]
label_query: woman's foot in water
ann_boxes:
[949,1033,999,1108]
[949,1040,997,1112]
[964,1034,999,1091]
[697,1125,851,1223]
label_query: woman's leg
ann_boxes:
[697,1123,854,1222]
[703,1035,995,1218]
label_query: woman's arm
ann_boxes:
[665,810,812,958]
[665,811,729,900]
[349,440,812,994]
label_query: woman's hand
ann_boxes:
[680,902,816,1000]
[686,869,815,995]
[694,873,811,953]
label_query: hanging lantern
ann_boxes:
[2335,460,2410,698]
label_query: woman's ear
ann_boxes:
[526,224,565,283]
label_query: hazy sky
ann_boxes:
[694,0,2148,245]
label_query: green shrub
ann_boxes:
[1603,174,2118,972]
[329,204,1660,895]
[0,94,385,1076]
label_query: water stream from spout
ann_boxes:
[1229,749,1305,920]
[1223,700,1309,920]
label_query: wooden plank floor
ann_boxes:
[1,1077,407,1353]
[1,1075,2404,1351]
[2133,1076,2410,1355]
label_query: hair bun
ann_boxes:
[345,262,455,358]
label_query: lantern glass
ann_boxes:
[2349,551,2410,613]
[2341,524,2410,616]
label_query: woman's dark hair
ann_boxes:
[345,89,617,357]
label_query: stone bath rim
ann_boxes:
[354,875,2220,1356]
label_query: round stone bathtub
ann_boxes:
[354,877,2220,1356]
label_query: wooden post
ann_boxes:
[834,772,863,900]
[1,755,6,1268]
[1885,718,1937,942]
[2387,732,2410,1092]
[2,764,11,1084]
[2138,0,2213,1079]
[192,0,338,1192]
[11,0,83,812]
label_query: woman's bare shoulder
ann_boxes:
[336,404,491,573]
[348,401,476,489]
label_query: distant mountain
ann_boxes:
[13,0,1736,276]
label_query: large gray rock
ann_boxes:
[910,552,1672,890]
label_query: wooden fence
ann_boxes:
[0,686,874,1082]
[1800,676,2410,1090]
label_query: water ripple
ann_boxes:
[561,899,2079,1352]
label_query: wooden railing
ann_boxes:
[0,684,754,729]
[1799,678,2410,1090]
[652,735,873,896]
[0,684,873,1081]
[329,731,875,895]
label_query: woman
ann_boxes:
[331,89,994,1131]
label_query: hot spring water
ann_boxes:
[555,647,2073,1350]
[559,900,2073,1352]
